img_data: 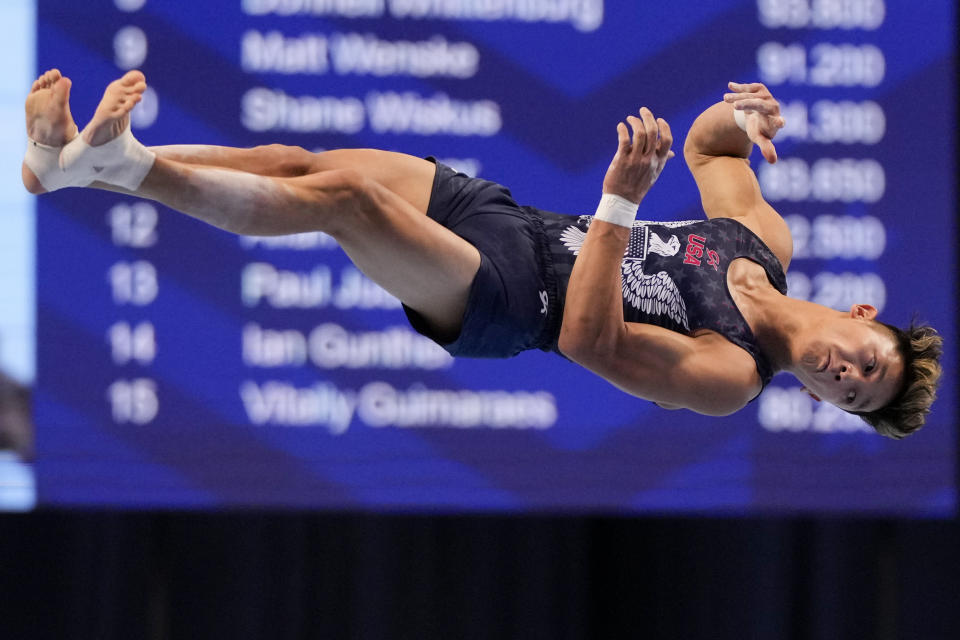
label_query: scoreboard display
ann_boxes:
[31,0,955,513]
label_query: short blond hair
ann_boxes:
[854,320,942,439]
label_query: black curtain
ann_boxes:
[1,511,958,639]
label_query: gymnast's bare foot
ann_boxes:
[22,69,78,194]
[80,69,146,147]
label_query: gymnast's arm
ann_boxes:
[683,82,792,270]
[557,108,759,416]
[561,277,760,415]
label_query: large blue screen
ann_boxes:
[32,0,955,514]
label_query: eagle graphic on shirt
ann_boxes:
[559,217,690,331]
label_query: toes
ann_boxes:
[52,76,72,100]
[30,69,65,94]
[120,70,146,86]
[106,72,147,102]
[39,69,61,89]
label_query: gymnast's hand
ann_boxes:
[601,107,674,204]
[723,82,785,164]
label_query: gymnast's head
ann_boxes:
[855,319,942,439]
[792,305,942,439]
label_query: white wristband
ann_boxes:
[733,107,748,132]
[594,193,639,228]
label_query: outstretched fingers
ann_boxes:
[625,108,669,157]
[723,81,777,112]
[640,107,660,155]
[655,117,674,162]
[722,80,784,164]
[626,115,643,151]
[602,106,674,202]
[616,121,630,154]
[727,81,765,94]
[758,138,778,164]
[728,97,777,114]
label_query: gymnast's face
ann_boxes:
[794,304,904,413]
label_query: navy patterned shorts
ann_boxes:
[402,160,558,358]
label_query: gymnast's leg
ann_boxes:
[21,71,433,212]
[22,69,479,340]
[150,144,434,213]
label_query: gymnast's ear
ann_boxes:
[801,386,821,402]
[849,303,878,320]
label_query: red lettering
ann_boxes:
[683,234,706,266]
[683,235,722,270]
[706,249,720,271]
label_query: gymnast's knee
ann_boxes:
[301,167,381,235]
[253,143,315,176]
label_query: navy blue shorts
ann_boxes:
[402,160,558,358]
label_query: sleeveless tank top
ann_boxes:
[533,210,789,388]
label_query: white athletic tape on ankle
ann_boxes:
[59,125,156,191]
[733,107,748,132]
[594,193,639,228]
[23,139,86,192]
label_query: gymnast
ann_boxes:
[21,69,941,437]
